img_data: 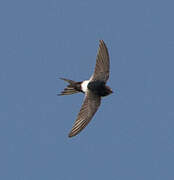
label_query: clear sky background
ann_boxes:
[0,0,174,179]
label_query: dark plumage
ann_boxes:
[88,80,112,96]
[58,78,82,95]
[58,40,113,137]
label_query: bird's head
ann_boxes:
[106,85,113,95]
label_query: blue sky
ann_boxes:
[0,0,174,179]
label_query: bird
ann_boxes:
[58,40,113,137]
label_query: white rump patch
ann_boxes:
[81,80,90,93]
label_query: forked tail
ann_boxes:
[58,78,80,96]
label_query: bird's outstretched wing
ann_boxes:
[68,91,101,137]
[90,40,110,82]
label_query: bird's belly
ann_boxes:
[88,81,108,96]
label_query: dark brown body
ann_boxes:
[87,80,112,97]
[59,78,112,97]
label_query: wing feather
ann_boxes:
[68,91,101,137]
[90,40,110,82]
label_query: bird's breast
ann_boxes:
[88,80,109,96]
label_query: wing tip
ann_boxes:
[99,40,107,51]
[99,39,104,44]
[99,39,106,45]
[68,132,76,138]
[68,125,85,138]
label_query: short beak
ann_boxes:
[110,88,113,94]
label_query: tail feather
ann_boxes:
[58,78,79,96]
[60,78,76,84]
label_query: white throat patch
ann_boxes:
[81,80,90,93]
